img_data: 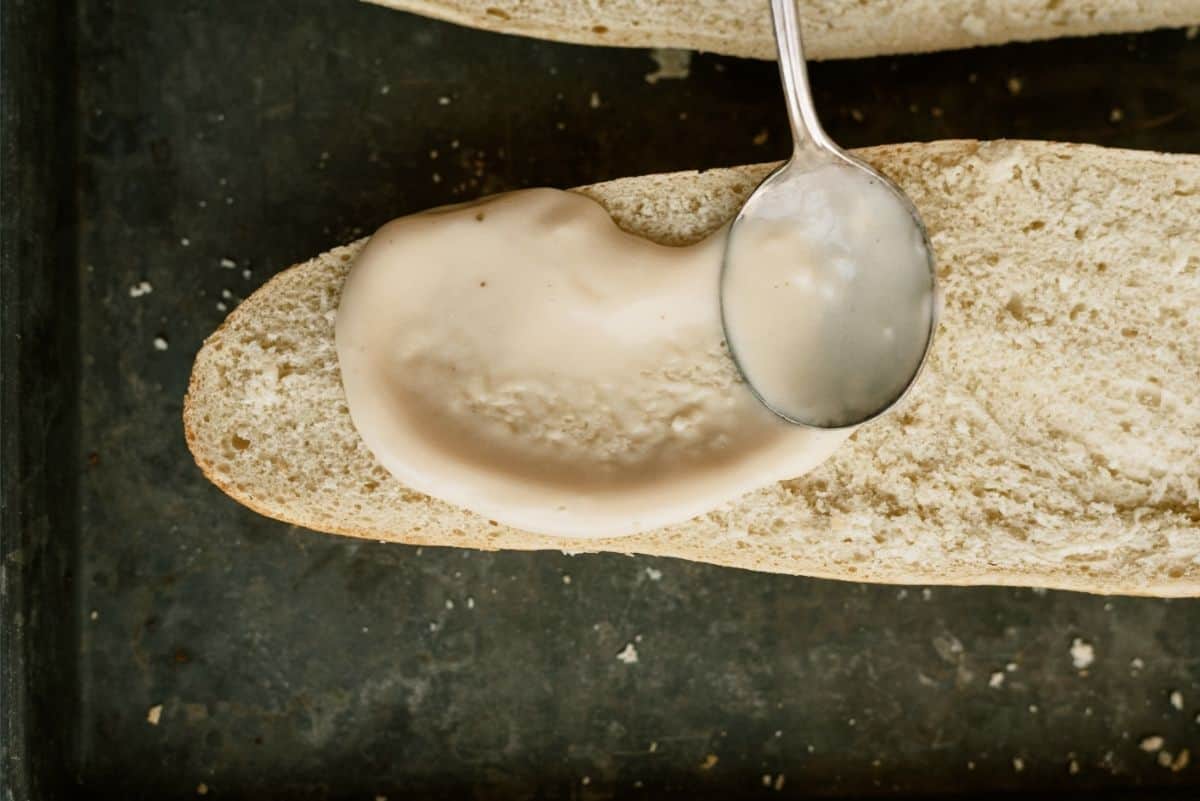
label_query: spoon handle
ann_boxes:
[770,0,832,159]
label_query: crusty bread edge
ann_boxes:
[363,0,761,58]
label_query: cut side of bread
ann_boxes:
[367,0,1200,61]
[185,140,1200,597]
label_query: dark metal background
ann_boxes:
[3,0,1199,799]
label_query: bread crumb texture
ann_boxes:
[367,1,1200,60]
[184,141,1200,596]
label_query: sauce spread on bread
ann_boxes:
[335,189,853,537]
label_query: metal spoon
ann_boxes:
[720,0,937,429]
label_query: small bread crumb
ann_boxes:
[1007,77,1023,96]
[146,704,163,725]
[153,336,169,352]
[1012,757,1025,772]
[617,643,639,664]
[1139,735,1164,752]
[989,671,1005,688]
[645,567,662,581]
[699,753,718,771]
[1169,690,1183,711]
[1070,637,1095,670]
[196,784,208,796]
[129,281,153,298]
[644,49,691,85]
[219,257,236,269]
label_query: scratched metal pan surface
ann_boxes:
[2,1,1199,799]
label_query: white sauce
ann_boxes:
[335,189,853,538]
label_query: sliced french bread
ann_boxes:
[367,0,1200,61]
[185,140,1200,597]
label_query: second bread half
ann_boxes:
[369,0,1200,60]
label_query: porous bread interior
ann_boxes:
[367,0,1200,61]
[185,140,1200,597]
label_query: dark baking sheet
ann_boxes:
[3,1,1199,799]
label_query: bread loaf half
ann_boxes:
[368,0,1200,61]
[185,140,1200,597]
